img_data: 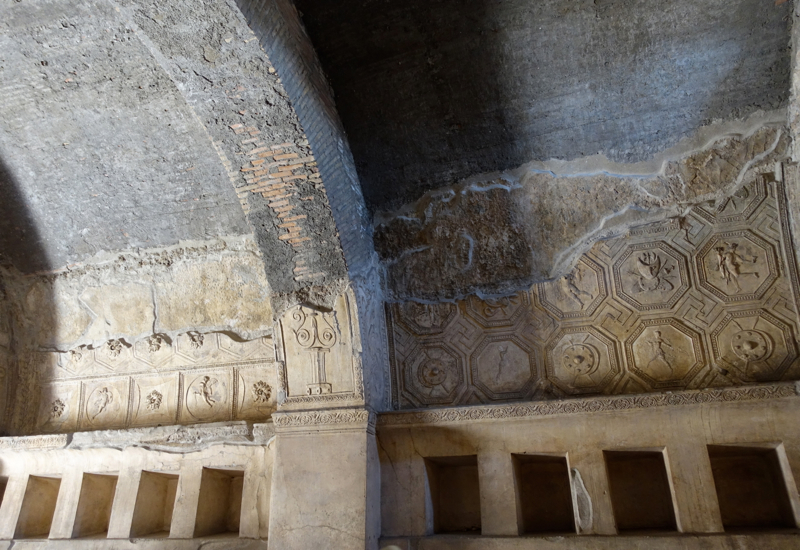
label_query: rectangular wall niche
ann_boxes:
[72,474,118,538]
[512,454,575,534]
[0,477,7,509]
[424,455,481,534]
[604,450,677,532]
[130,471,179,538]
[708,445,796,530]
[15,475,62,539]
[73,473,119,538]
[194,468,245,537]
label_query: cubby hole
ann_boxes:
[0,477,7,508]
[424,455,481,534]
[72,473,119,539]
[130,471,179,538]
[708,445,795,530]
[193,468,244,537]
[604,450,677,532]
[513,454,575,534]
[15,475,62,539]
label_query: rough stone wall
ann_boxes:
[377,120,789,301]
[296,0,792,214]
[0,0,251,273]
[235,0,375,280]
[0,274,11,433]
[113,0,348,312]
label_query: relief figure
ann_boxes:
[645,331,677,375]
[146,390,163,411]
[715,242,759,293]
[90,387,113,420]
[496,345,511,383]
[559,264,594,308]
[196,376,218,407]
[633,252,674,293]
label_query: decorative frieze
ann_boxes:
[378,382,799,427]
[273,408,375,434]
[35,332,278,433]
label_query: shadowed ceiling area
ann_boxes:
[295,0,792,212]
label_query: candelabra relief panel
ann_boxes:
[277,288,365,410]
[35,332,278,433]
[388,176,800,408]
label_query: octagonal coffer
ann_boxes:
[613,242,690,312]
[710,309,798,382]
[625,319,705,390]
[402,343,466,406]
[696,230,779,303]
[470,335,541,400]
[546,327,620,395]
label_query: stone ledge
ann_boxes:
[0,421,276,453]
[273,408,376,435]
[0,537,268,548]
[380,532,800,550]
[377,382,800,427]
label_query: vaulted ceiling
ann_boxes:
[295,0,791,212]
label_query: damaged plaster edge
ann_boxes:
[11,234,263,279]
[373,110,787,226]
[0,234,275,351]
[521,108,787,179]
[548,127,787,279]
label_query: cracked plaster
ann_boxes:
[376,118,791,301]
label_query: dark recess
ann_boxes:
[708,445,796,530]
[604,450,677,532]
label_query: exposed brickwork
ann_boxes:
[235,0,376,279]
[227,122,330,284]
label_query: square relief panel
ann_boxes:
[130,375,179,427]
[37,383,80,433]
[280,292,357,399]
[236,366,277,421]
[41,329,279,431]
[80,378,130,430]
[182,369,233,423]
